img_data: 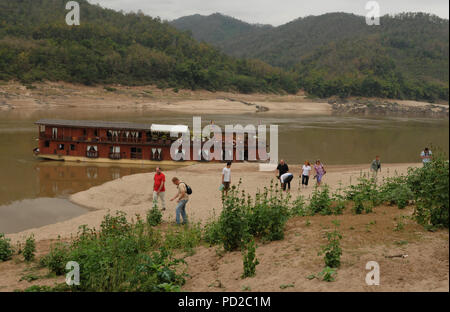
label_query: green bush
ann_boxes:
[39,211,187,292]
[309,185,333,215]
[40,242,70,275]
[319,224,342,268]
[0,233,13,262]
[290,195,308,216]
[23,235,36,262]
[246,185,290,241]
[406,154,449,228]
[219,186,249,251]
[147,204,163,227]
[380,176,413,209]
[345,177,381,207]
[241,239,259,279]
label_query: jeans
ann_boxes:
[302,175,309,186]
[176,200,188,225]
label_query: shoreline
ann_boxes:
[6,162,421,244]
[1,81,448,117]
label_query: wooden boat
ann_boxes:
[34,119,262,165]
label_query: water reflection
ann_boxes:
[35,162,154,198]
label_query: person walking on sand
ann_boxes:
[170,177,189,225]
[370,156,381,179]
[314,160,326,187]
[420,147,432,166]
[221,161,232,196]
[301,161,312,188]
[280,172,294,192]
[153,167,166,211]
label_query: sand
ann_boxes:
[7,162,420,243]
[0,81,331,115]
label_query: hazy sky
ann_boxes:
[88,0,449,26]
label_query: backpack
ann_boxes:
[181,182,192,195]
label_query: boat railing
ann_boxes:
[86,151,99,158]
[109,153,121,160]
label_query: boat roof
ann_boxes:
[151,124,189,133]
[35,119,151,130]
[35,119,189,132]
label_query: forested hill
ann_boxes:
[172,12,449,101]
[0,0,298,93]
[171,13,273,50]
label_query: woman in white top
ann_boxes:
[301,161,312,188]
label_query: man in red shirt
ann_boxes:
[153,167,166,211]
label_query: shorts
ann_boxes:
[223,182,231,191]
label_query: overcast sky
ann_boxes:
[88,0,449,26]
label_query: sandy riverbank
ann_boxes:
[2,81,447,116]
[0,81,331,115]
[7,162,421,243]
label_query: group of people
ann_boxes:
[152,147,433,224]
[275,159,326,192]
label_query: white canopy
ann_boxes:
[151,124,189,134]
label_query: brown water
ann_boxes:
[0,109,448,233]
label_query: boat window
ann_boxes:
[45,141,50,147]
[52,128,58,139]
[58,144,64,150]
[70,144,75,151]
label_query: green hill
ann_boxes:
[0,0,298,94]
[171,13,272,49]
[172,12,449,101]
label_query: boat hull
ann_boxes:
[36,154,198,166]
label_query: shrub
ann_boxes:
[40,242,70,275]
[147,204,163,227]
[318,267,337,282]
[380,176,413,209]
[406,154,449,228]
[345,177,381,206]
[127,248,187,292]
[319,224,342,268]
[203,219,222,246]
[309,185,333,215]
[63,212,185,292]
[246,184,290,241]
[220,186,249,251]
[0,233,13,262]
[241,239,259,279]
[23,235,36,262]
[290,195,308,216]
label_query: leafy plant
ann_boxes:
[241,239,259,279]
[309,185,333,215]
[0,233,13,262]
[406,152,449,228]
[40,242,70,275]
[23,235,36,262]
[147,203,163,227]
[319,224,342,268]
[318,267,337,282]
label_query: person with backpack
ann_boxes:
[170,177,191,225]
